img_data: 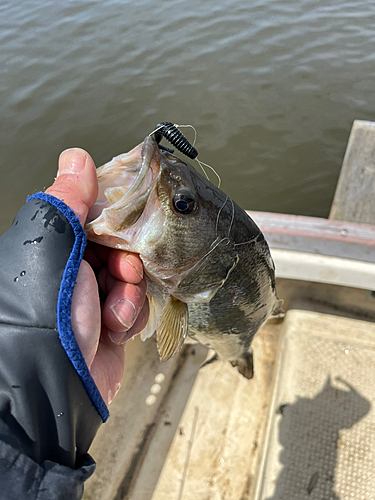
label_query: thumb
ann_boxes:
[46,148,98,224]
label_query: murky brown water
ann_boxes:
[1,0,375,233]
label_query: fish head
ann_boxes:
[86,136,246,299]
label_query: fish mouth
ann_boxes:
[85,136,161,247]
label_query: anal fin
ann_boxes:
[199,349,218,370]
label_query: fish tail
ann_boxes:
[231,350,254,380]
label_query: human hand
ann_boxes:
[46,148,149,405]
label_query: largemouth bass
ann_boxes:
[85,135,283,378]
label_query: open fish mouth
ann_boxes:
[85,136,161,247]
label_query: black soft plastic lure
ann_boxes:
[153,122,198,160]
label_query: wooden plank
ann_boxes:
[127,322,282,500]
[247,211,375,263]
[83,337,204,500]
[330,120,375,224]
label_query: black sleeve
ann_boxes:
[0,192,109,500]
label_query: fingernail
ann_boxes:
[110,298,137,330]
[125,255,143,279]
[108,331,129,346]
[58,149,87,176]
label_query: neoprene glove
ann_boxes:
[0,193,107,499]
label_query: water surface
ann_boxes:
[1,0,375,233]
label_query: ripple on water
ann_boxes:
[1,0,375,233]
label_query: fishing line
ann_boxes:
[176,123,222,188]
[215,195,229,238]
[227,198,235,239]
[234,235,258,247]
[148,123,165,137]
[173,123,197,147]
[195,158,222,189]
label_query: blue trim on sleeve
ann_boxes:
[27,192,109,422]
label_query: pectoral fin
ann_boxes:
[157,297,188,361]
[139,294,163,341]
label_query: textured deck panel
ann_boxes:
[254,310,375,500]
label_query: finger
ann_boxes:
[85,242,110,270]
[92,298,149,405]
[46,148,98,224]
[102,278,147,334]
[71,260,101,368]
[97,266,116,295]
[108,297,149,345]
[89,330,127,405]
[107,249,143,283]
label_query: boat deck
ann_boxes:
[255,310,375,500]
[83,288,375,500]
[83,120,375,500]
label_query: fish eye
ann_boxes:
[172,191,196,214]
